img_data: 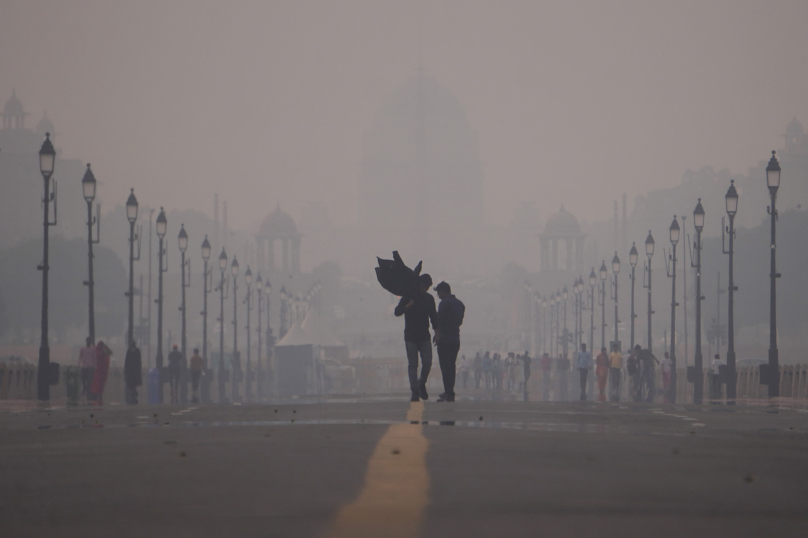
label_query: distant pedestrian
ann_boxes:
[77,337,97,402]
[482,352,493,389]
[434,281,465,402]
[523,350,532,393]
[608,344,623,402]
[189,348,205,403]
[595,347,609,402]
[167,344,183,404]
[661,352,673,402]
[124,340,142,405]
[557,353,570,401]
[710,354,726,402]
[394,274,438,402]
[89,340,112,405]
[540,352,553,401]
[473,352,483,388]
[640,347,659,402]
[492,353,503,390]
[627,346,642,402]
[576,344,593,401]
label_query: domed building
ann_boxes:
[1,90,26,130]
[255,206,302,274]
[540,206,585,272]
[358,73,484,268]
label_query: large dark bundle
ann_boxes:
[375,251,422,297]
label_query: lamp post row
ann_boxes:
[28,129,781,403]
[533,150,780,403]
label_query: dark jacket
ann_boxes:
[437,294,465,345]
[394,290,438,343]
[124,346,142,387]
[167,349,183,371]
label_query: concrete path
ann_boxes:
[1,396,806,537]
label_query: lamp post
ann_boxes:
[82,164,100,343]
[37,133,56,401]
[231,256,240,402]
[562,286,569,359]
[589,270,595,354]
[644,231,655,352]
[155,208,168,403]
[244,266,253,403]
[256,274,264,402]
[611,253,621,347]
[125,190,139,347]
[264,280,273,398]
[629,243,638,350]
[722,180,739,403]
[524,283,532,354]
[178,225,189,360]
[201,236,211,379]
[598,261,607,351]
[575,278,584,350]
[178,225,190,404]
[667,216,680,402]
[692,200,705,404]
[217,249,228,403]
[549,294,556,357]
[766,151,781,398]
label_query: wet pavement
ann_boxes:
[1,395,807,537]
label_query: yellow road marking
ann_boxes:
[325,401,430,538]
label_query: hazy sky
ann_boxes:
[2,0,807,230]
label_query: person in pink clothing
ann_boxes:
[77,337,97,402]
[90,341,112,405]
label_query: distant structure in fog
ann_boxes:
[540,206,585,273]
[358,72,484,268]
[256,206,302,275]
[0,91,84,248]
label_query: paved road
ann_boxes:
[1,396,807,537]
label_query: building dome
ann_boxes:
[3,91,24,115]
[35,112,54,136]
[259,206,299,237]
[542,206,582,237]
[785,117,804,137]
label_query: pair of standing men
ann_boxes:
[395,274,465,403]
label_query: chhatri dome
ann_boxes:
[256,206,301,275]
[540,206,585,272]
[2,90,27,130]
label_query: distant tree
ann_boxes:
[0,236,127,344]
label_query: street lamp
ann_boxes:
[217,249,229,403]
[178,224,190,403]
[244,266,253,402]
[126,189,140,348]
[256,274,263,402]
[37,133,57,401]
[722,180,739,403]
[588,269,596,354]
[629,242,638,350]
[644,231,655,352]
[766,151,781,398]
[692,200,705,403]
[201,235,212,402]
[81,164,100,343]
[666,216,680,403]
[231,256,240,402]
[155,207,168,403]
[598,261,607,351]
[611,253,620,346]
[264,278,273,398]
[562,285,569,359]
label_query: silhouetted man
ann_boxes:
[434,281,465,402]
[395,274,438,402]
